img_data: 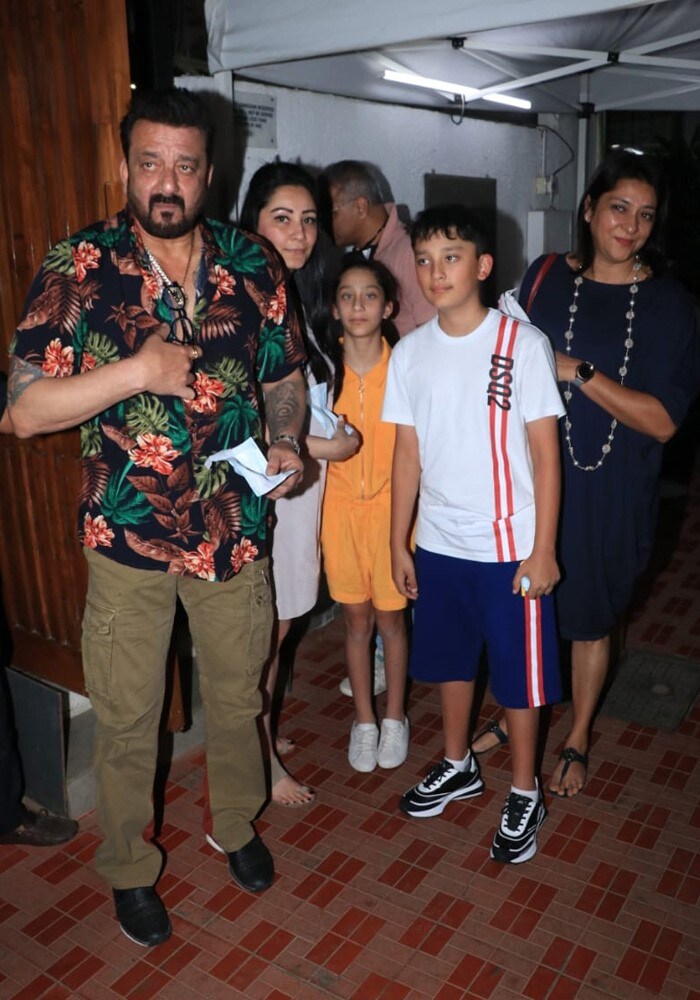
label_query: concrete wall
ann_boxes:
[180,74,579,290]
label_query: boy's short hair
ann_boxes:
[411,204,491,256]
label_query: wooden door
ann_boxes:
[0,0,131,693]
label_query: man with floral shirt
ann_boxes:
[8,89,306,948]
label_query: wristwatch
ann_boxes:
[573,361,596,386]
[271,434,301,455]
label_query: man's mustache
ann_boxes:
[149,195,185,212]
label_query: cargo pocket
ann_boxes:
[81,599,116,702]
[246,563,273,675]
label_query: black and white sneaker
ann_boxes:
[490,785,546,864]
[399,756,484,818]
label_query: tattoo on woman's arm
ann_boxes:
[8,357,45,406]
[265,380,302,439]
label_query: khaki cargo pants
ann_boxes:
[82,548,273,889]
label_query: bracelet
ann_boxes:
[271,434,300,455]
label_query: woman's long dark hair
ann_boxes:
[239,161,331,387]
[576,150,668,275]
[329,254,399,400]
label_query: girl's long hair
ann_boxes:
[329,254,399,400]
[239,160,331,387]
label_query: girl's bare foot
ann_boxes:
[275,735,296,756]
[272,773,315,807]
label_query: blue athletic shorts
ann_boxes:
[410,547,562,709]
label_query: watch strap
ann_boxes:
[271,433,300,455]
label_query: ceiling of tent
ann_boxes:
[205,0,700,115]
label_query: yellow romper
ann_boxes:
[321,339,407,611]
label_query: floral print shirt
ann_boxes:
[11,210,305,582]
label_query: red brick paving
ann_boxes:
[0,469,698,997]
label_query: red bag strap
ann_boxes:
[526,252,557,313]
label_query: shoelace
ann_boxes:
[380,723,405,747]
[422,760,455,789]
[503,793,535,832]
[354,727,377,748]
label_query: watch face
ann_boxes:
[578,362,595,382]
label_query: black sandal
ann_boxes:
[551,747,588,797]
[472,720,509,756]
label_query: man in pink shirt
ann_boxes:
[323,160,435,338]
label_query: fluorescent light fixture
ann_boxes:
[611,144,644,155]
[383,69,531,110]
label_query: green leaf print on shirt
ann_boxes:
[194,457,229,500]
[241,492,267,540]
[257,324,286,381]
[210,357,248,396]
[211,225,267,274]
[43,242,75,275]
[83,330,120,368]
[101,474,153,526]
[217,396,260,450]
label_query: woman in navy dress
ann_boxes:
[474,151,700,796]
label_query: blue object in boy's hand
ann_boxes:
[520,575,531,597]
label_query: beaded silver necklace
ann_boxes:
[562,258,641,472]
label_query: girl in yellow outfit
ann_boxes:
[322,258,409,773]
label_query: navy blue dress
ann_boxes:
[519,255,700,640]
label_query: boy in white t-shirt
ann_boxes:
[382,204,565,864]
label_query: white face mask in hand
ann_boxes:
[205,438,295,497]
[497,289,530,322]
[308,383,356,439]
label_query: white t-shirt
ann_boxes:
[382,309,565,562]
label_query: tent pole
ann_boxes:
[576,76,592,204]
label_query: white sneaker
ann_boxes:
[377,717,409,769]
[339,648,387,697]
[348,722,379,772]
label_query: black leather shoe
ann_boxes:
[227,834,274,892]
[0,807,78,847]
[113,887,172,947]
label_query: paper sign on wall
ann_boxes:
[234,90,277,149]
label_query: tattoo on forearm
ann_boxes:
[8,356,45,406]
[265,381,302,438]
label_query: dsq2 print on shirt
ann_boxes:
[11,211,305,582]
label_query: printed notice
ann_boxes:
[234,90,277,149]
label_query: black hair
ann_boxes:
[239,160,331,388]
[119,87,214,163]
[329,254,398,399]
[410,204,491,256]
[239,161,317,231]
[576,150,667,274]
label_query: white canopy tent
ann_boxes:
[204,0,700,117]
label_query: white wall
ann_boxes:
[180,74,579,289]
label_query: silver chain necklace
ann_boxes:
[144,234,196,310]
[562,260,641,472]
